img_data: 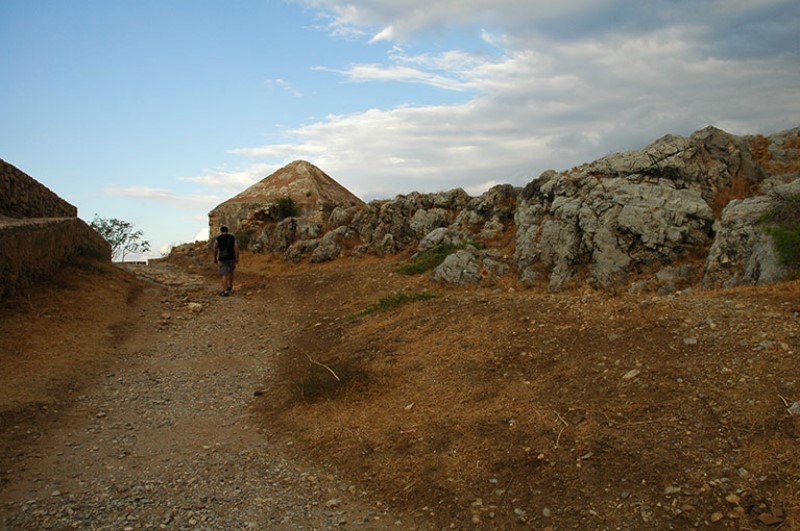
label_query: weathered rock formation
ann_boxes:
[210,126,800,291]
[1,160,111,298]
[513,126,799,291]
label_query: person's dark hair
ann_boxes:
[220,225,229,233]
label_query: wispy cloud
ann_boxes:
[267,78,304,97]
[105,186,223,210]
[314,63,472,90]
[177,164,276,194]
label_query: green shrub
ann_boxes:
[354,292,437,317]
[397,244,461,275]
[761,192,800,268]
[764,225,800,266]
[275,197,299,219]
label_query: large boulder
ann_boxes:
[703,179,800,288]
[431,248,483,285]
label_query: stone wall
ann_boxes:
[0,219,111,298]
[1,159,78,218]
[0,160,111,299]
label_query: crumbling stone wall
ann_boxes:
[0,160,110,299]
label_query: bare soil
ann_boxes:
[1,251,799,530]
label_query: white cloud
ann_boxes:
[315,63,472,90]
[267,78,304,97]
[157,0,796,206]
[177,164,275,194]
[226,4,799,200]
[105,186,223,210]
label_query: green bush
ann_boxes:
[354,292,437,317]
[397,244,461,275]
[275,197,299,219]
[761,192,800,268]
[764,225,800,266]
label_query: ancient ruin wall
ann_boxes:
[1,159,78,218]
[0,160,110,299]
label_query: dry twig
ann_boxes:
[554,410,569,448]
[306,354,340,381]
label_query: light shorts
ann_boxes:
[218,259,236,275]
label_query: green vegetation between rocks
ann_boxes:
[354,292,437,317]
[275,197,299,219]
[761,192,800,269]
[397,242,483,275]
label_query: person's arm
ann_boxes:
[213,240,219,264]
[234,240,240,264]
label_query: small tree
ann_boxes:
[90,215,151,262]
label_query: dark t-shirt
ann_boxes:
[215,233,236,261]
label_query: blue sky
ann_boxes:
[2,0,798,257]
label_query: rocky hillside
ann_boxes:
[219,126,799,292]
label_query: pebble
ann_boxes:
[622,369,641,380]
[725,494,740,505]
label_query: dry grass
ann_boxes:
[253,257,800,529]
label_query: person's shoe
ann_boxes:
[220,290,229,297]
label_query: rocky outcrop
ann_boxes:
[513,127,796,291]
[209,126,800,290]
[703,179,800,288]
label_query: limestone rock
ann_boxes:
[513,128,759,291]
[432,248,483,285]
[284,239,320,263]
[418,227,470,252]
[703,179,800,288]
[309,231,343,263]
[410,208,450,238]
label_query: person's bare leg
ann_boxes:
[220,275,228,294]
[228,271,234,292]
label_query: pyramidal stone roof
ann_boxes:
[222,160,362,207]
[209,160,364,228]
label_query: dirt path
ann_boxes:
[0,261,417,530]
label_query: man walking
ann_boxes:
[213,226,239,296]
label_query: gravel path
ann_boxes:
[1,265,413,530]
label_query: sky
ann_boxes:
[1,0,799,258]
